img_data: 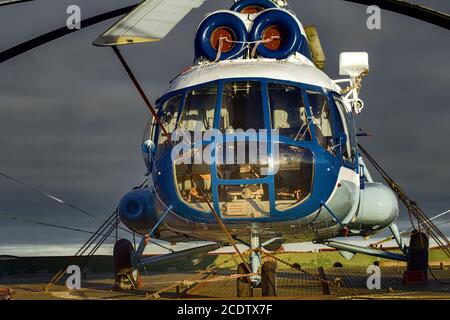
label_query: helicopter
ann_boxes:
[97,0,402,295]
[2,0,449,297]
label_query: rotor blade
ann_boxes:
[1,1,448,63]
[397,209,450,236]
[344,0,450,30]
[93,0,207,46]
[0,4,139,64]
[0,0,33,7]
[370,209,450,246]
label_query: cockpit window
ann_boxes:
[158,94,182,147]
[178,85,217,132]
[333,97,355,163]
[274,144,313,211]
[306,91,335,152]
[220,81,264,132]
[268,83,311,141]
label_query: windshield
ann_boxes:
[178,85,217,132]
[268,83,311,141]
[220,81,264,132]
[155,80,350,216]
[156,81,346,151]
[306,90,336,152]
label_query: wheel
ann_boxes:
[236,263,253,297]
[113,239,139,290]
[261,261,277,296]
[292,263,301,270]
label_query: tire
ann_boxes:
[261,261,277,296]
[236,263,253,297]
[250,9,303,59]
[195,12,249,61]
[230,0,277,14]
[113,239,139,290]
[292,263,301,270]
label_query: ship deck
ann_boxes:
[2,266,450,300]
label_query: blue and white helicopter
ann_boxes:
[94,0,408,295]
[3,0,448,296]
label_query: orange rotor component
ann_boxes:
[210,27,235,52]
[262,25,283,50]
[241,6,265,14]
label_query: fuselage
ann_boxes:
[135,58,398,244]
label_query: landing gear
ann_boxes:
[261,261,277,297]
[236,234,279,297]
[113,239,140,290]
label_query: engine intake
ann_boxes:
[250,8,305,60]
[195,11,249,61]
[118,188,158,235]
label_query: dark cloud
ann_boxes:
[0,0,449,249]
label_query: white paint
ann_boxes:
[167,59,337,94]
[94,0,207,46]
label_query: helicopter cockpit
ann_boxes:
[146,78,357,220]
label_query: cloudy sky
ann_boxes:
[0,0,449,255]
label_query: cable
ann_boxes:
[428,266,450,285]
[112,46,251,273]
[358,143,450,257]
[0,213,115,238]
[0,171,96,218]
[0,170,146,236]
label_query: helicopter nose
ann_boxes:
[118,189,157,234]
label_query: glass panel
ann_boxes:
[268,83,311,140]
[306,91,335,152]
[142,118,156,143]
[334,97,356,163]
[178,85,217,133]
[217,141,269,179]
[275,144,313,211]
[174,146,212,212]
[220,81,264,132]
[219,184,270,218]
[157,94,182,152]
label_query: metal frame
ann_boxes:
[152,77,348,225]
[133,204,222,268]
[318,239,407,261]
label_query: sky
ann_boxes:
[0,0,449,256]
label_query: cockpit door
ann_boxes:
[331,94,358,169]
